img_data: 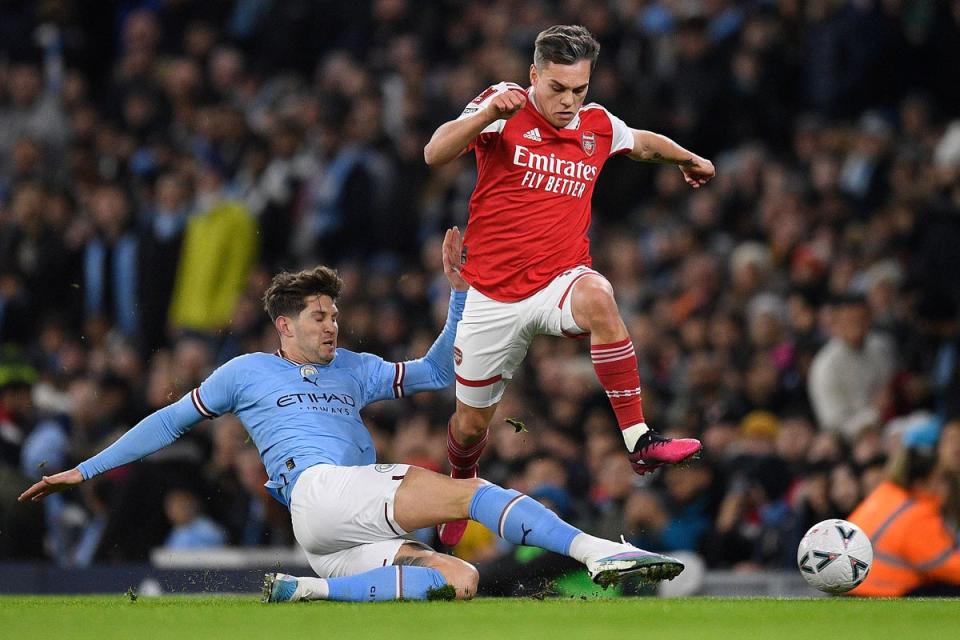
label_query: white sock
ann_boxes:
[292,576,330,601]
[568,533,625,564]
[621,422,650,452]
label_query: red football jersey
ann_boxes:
[457,82,634,302]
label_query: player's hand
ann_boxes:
[679,155,715,188]
[18,468,84,502]
[442,226,469,292]
[484,89,527,121]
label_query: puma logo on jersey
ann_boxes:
[520,523,533,546]
[523,128,542,142]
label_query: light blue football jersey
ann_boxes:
[78,290,465,507]
[193,348,417,504]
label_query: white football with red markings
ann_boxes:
[797,518,873,594]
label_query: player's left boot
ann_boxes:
[628,431,701,475]
[584,538,685,588]
[261,572,298,603]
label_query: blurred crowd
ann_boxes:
[2,0,960,592]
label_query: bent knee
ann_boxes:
[442,560,479,600]
[452,408,492,441]
[575,276,616,310]
[457,476,487,494]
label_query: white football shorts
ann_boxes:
[454,265,601,408]
[290,463,412,578]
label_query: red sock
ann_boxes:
[447,418,488,479]
[591,338,645,430]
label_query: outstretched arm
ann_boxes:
[364,228,468,401]
[423,88,527,166]
[628,130,715,188]
[18,393,204,502]
[401,227,469,391]
[400,289,467,393]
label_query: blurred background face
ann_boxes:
[529,60,591,128]
[12,138,42,176]
[0,384,32,419]
[212,416,247,467]
[833,303,870,347]
[9,64,41,106]
[164,490,199,526]
[595,451,636,501]
[91,186,129,232]
[829,464,860,514]
[524,457,567,490]
[776,417,814,464]
[11,183,44,229]
[664,464,713,504]
[155,174,190,211]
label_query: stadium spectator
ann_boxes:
[231,131,301,271]
[0,60,69,177]
[138,171,192,354]
[82,182,140,341]
[0,353,45,559]
[703,453,796,570]
[232,445,294,547]
[201,415,251,542]
[162,488,228,550]
[625,459,718,554]
[848,418,960,596]
[168,163,257,335]
[0,352,36,469]
[0,182,78,322]
[807,294,896,440]
[295,100,396,264]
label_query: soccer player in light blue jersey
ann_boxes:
[19,228,684,602]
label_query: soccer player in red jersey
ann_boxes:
[424,25,715,546]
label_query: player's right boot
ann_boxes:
[628,431,701,475]
[261,572,298,603]
[584,538,685,588]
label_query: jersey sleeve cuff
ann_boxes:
[190,388,218,419]
[392,362,406,398]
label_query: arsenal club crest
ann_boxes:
[581,131,596,156]
[453,346,463,366]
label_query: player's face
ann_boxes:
[529,60,591,128]
[291,294,339,364]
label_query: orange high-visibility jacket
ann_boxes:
[848,481,960,596]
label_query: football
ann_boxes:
[797,519,873,594]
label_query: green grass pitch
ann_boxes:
[1,596,958,639]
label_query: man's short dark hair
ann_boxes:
[534,25,600,70]
[263,266,343,321]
